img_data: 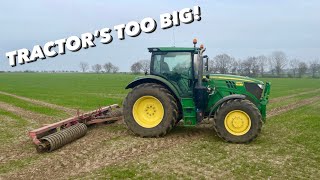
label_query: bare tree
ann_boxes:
[270,51,287,77]
[214,54,234,74]
[250,57,260,77]
[309,59,320,78]
[257,55,267,77]
[289,59,299,78]
[268,58,275,75]
[139,60,150,73]
[79,62,89,72]
[131,62,142,74]
[92,64,102,73]
[240,58,252,76]
[230,59,240,75]
[208,58,217,73]
[239,57,259,77]
[103,62,113,73]
[112,66,119,73]
[237,59,245,75]
[298,62,308,78]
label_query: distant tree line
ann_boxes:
[79,62,119,73]
[3,51,319,78]
[129,51,320,78]
[130,60,150,74]
[206,51,320,78]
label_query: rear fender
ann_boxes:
[126,76,180,98]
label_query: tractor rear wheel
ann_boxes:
[123,83,178,137]
[213,99,262,143]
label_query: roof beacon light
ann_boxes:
[193,39,197,48]
[193,38,198,45]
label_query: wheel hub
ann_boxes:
[232,117,243,128]
[145,104,157,116]
[224,110,251,136]
[133,96,164,128]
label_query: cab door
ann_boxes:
[151,52,194,97]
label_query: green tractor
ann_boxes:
[123,40,271,143]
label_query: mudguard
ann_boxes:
[207,94,246,119]
[125,75,181,100]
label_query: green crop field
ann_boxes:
[0,73,320,179]
[0,73,136,111]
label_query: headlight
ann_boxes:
[258,84,264,89]
[244,82,263,99]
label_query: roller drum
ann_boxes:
[40,123,87,152]
[105,108,123,117]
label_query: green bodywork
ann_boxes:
[126,47,271,126]
[203,74,271,121]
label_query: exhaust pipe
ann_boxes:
[195,47,207,123]
[197,47,206,87]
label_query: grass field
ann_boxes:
[0,73,320,179]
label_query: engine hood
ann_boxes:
[206,74,263,84]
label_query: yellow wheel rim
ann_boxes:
[132,96,164,128]
[224,110,251,136]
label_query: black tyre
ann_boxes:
[213,99,262,143]
[123,83,178,137]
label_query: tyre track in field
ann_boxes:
[0,101,58,125]
[0,115,35,162]
[67,129,203,178]
[0,125,126,165]
[269,89,320,103]
[0,91,77,115]
[0,101,64,165]
[2,94,320,179]
[267,96,320,118]
[1,125,203,180]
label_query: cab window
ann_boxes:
[151,52,192,77]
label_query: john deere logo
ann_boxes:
[236,82,244,86]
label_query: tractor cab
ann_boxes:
[148,47,199,97]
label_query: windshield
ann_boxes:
[151,52,192,77]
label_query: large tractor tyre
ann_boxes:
[123,83,178,137]
[174,114,183,126]
[213,99,262,143]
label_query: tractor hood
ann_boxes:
[206,74,264,84]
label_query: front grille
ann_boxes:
[244,82,263,99]
[226,81,237,89]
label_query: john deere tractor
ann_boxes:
[123,40,271,143]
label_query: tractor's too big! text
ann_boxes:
[5,6,201,67]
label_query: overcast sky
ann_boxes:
[1,0,319,72]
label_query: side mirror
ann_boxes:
[203,55,209,72]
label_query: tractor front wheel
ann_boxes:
[123,83,178,137]
[213,99,262,143]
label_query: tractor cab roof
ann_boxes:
[148,47,200,53]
